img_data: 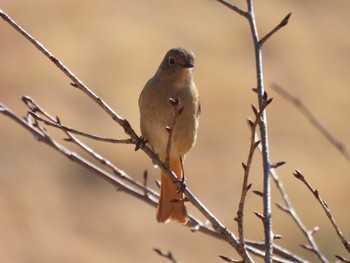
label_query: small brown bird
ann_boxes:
[139,48,200,224]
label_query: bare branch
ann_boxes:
[0,103,157,206]
[293,170,350,253]
[235,96,272,262]
[1,99,308,263]
[0,10,134,138]
[245,1,274,259]
[66,132,158,197]
[22,97,247,248]
[272,84,350,162]
[252,128,329,262]
[216,9,321,263]
[29,110,133,144]
[271,167,328,262]
[162,2,291,262]
[0,103,226,244]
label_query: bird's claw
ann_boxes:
[135,136,147,151]
[176,177,186,194]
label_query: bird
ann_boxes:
[139,47,200,224]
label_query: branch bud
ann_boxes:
[263,91,268,101]
[280,13,292,28]
[254,211,265,221]
[251,104,258,116]
[254,140,261,149]
[273,234,283,240]
[270,161,286,169]
[253,190,263,197]
[265,97,273,106]
[293,169,304,180]
[247,118,254,128]
[246,183,252,191]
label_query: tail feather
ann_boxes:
[156,155,188,224]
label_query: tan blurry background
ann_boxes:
[1,0,350,262]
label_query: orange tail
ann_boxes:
[156,155,188,224]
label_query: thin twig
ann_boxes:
[22,95,133,143]
[215,0,248,18]
[270,168,328,262]
[0,10,130,134]
[30,110,133,144]
[271,84,350,162]
[293,170,350,253]
[235,99,272,262]
[66,132,158,197]
[22,95,56,122]
[259,13,292,46]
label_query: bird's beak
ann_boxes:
[183,62,194,68]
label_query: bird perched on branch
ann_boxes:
[139,47,200,224]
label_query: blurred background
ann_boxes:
[1,0,349,262]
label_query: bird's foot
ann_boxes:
[134,136,147,151]
[176,176,187,194]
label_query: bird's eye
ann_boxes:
[168,56,176,66]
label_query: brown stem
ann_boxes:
[294,170,350,253]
